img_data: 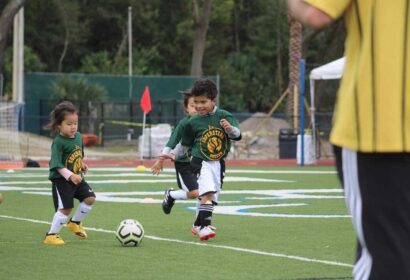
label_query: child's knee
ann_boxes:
[200,193,214,203]
[60,208,72,216]
[84,196,96,205]
[187,189,199,199]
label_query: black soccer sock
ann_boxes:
[193,214,201,227]
[198,202,214,228]
[193,199,201,226]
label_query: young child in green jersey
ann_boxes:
[168,79,242,241]
[151,91,199,215]
[43,101,96,245]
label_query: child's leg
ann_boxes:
[197,194,216,240]
[47,180,74,235]
[162,162,198,214]
[196,160,221,227]
[193,198,201,226]
[44,209,70,245]
[196,160,223,240]
[168,189,187,200]
[71,197,95,223]
[71,181,95,223]
[171,162,198,200]
[198,193,215,227]
[67,182,96,239]
[47,209,71,234]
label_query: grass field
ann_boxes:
[0,165,355,280]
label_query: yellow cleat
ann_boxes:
[66,221,88,239]
[43,234,65,245]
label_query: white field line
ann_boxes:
[0,214,353,269]
[0,173,175,178]
[0,167,337,174]
[0,177,293,185]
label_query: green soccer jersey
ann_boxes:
[166,116,191,163]
[49,132,84,180]
[181,107,241,161]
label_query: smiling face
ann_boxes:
[58,112,78,138]
[193,95,215,116]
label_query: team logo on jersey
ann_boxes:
[65,145,83,174]
[200,126,228,160]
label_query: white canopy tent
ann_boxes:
[309,57,345,159]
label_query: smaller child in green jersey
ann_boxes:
[171,79,241,240]
[151,92,199,215]
[43,101,96,245]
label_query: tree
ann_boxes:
[0,0,26,78]
[190,0,212,76]
[2,0,344,114]
[3,45,45,96]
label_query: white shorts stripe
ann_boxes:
[342,148,372,280]
[55,186,64,210]
[177,172,189,192]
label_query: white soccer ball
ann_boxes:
[115,219,144,247]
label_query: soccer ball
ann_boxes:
[115,219,144,247]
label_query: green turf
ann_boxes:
[0,166,355,280]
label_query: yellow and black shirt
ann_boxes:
[305,0,410,152]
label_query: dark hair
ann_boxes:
[191,79,218,100]
[45,101,78,135]
[182,90,193,109]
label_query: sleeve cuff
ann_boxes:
[161,147,172,155]
[57,168,73,181]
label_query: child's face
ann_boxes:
[186,97,197,116]
[58,112,78,138]
[193,95,215,116]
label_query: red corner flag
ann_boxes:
[140,86,152,114]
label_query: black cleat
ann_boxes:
[162,188,175,214]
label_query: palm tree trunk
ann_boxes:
[287,14,302,131]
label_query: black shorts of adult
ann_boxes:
[51,178,96,211]
[334,145,410,279]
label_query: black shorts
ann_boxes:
[174,161,198,192]
[51,178,96,211]
[334,146,410,279]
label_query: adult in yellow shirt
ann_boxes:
[288,1,410,279]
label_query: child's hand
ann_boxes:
[69,173,83,185]
[81,163,89,174]
[220,119,233,133]
[151,159,164,175]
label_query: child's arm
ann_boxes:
[159,153,176,161]
[151,144,175,175]
[152,118,188,175]
[220,119,241,139]
[57,168,83,185]
[57,168,73,180]
[158,141,189,162]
